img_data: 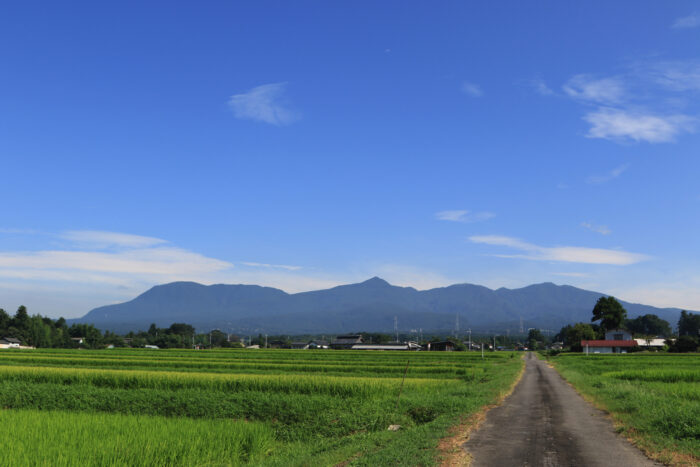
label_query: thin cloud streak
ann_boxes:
[584,108,695,143]
[581,222,611,235]
[436,210,495,223]
[61,230,167,248]
[469,235,649,265]
[242,262,302,271]
[228,82,299,125]
[586,164,629,184]
[672,12,700,29]
[461,82,483,97]
[563,75,625,104]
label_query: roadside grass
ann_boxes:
[548,353,700,466]
[0,349,523,465]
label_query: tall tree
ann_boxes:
[591,296,627,332]
[678,311,700,337]
[624,314,671,337]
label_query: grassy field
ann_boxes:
[547,353,700,466]
[0,348,522,466]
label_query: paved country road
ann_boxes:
[463,352,661,467]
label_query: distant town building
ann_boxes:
[581,328,637,353]
[634,338,667,350]
[351,342,421,351]
[424,341,455,351]
[290,341,310,350]
[0,337,21,348]
[330,334,363,349]
[308,340,329,349]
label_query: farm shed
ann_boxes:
[425,341,455,351]
[580,339,637,353]
[331,335,363,349]
[308,340,329,349]
[290,342,310,350]
[581,328,638,353]
[351,342,421,351]
[0,337,21,348]
[634,338,667,350]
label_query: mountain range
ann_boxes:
[72,277,690,335]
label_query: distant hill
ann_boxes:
[73,277,689,334]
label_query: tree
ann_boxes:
[668,335,699,353]
[591,296,627,332]
[527,329,544,350]
[0,308,10,332]
[624,314,672,337]
[678,310,700,337]
[558,323,596,352]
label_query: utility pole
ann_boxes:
[481,340,484,359]
[493,335,496,351]
[467,328,472,351]
[265,334,268,349]
[394,316,398,343]
[519,317,524,334]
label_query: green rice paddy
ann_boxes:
[548,353,700,466]
[0,348,522,466]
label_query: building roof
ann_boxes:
[581,340,638,347]
[634,338,667,346]
[351,344,411,350]
[332,336,363,344]
[2,337,21,344]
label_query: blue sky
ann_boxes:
[2,1,700,318]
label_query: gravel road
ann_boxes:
[463,352,660,467]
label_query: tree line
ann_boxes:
[553,297,699,353]
[0,306,244,349]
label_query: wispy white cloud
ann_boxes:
[552,272,590,278]
[586,164,629,184]
[0,248,232,277]
[581,222,611,235]
[563,75,626,104]
[558,62,700,144]
[60,230,167,249]
[242,262,302,271]
[436,210,495,223]
[469,235,649,265]
[672,12,700,29]
[532,79,554,96]
[461,82,483,97]
[228,83,299,125]
[646,60,700,92]
[584,108,694,143]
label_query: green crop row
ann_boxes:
[0,349,524,465]
[0,365,451,397]
[0,354,484,378]
[549,353,700,466]
[0,409,275,467]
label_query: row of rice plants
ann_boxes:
[0,365,450,397]
[0,349,524,465]
[0,409,275,466]
[549,353,700,466]
[0,353,480,378]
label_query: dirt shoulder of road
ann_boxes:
[437,355,527,466]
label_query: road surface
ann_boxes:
[463,352,659,467]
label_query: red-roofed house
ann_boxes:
[581,328,637,354]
